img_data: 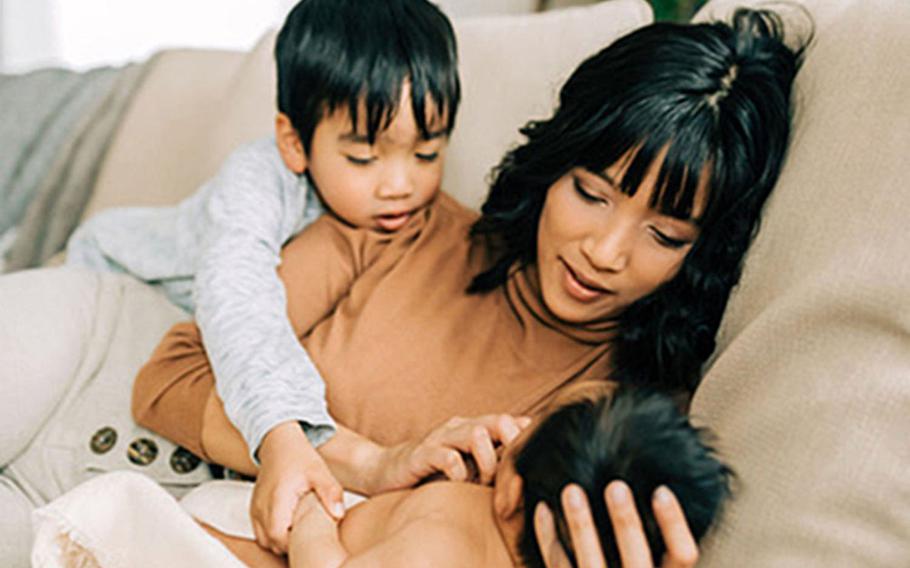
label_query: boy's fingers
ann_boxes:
[252,520,267,550]
[312,473,346,519]
[561,485,607,568]
[265,491,297,553]
[438,447,468,481]
[652,486,699,568]
[533,502,572,568]
[605,481,652,568]
[469,425,498,485]
[492,414,522,444]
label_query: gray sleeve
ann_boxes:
[194,141,335,462]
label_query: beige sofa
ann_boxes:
[1,0,908,565]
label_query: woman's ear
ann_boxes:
[275,113,307,174]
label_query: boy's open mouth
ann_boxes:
[376,210,413,231]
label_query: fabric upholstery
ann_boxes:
[689,1,910,565]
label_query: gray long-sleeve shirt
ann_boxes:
[66,137,334,458]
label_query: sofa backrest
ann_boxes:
[689,1,910,565]
[81,0,652,219]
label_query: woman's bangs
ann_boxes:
[581,107,715,224]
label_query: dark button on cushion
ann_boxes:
[89,427,118,454]
[127,438,159,466]
[169,447,201,474]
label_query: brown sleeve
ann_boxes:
[278,215,373,338]
[131,217,372,458]
[132,321,214,460]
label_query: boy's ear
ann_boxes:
[275,113,307,174]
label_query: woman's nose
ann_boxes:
[581,224,632,273]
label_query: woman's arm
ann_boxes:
[131,216,368,457]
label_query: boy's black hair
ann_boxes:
[469,9,809,393]
[514,386,732,568]
[275,0,460,152]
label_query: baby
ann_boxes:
[211,383,731,567]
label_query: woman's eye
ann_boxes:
[346,155,375,166]
[416,151,439,163]
[573,178,606,205]
[652,229,690,249]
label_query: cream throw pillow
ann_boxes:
[689,1,910,565]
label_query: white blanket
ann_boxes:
[31,471,245,568]
[32,471,369,567]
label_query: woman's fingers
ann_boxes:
[533,502,573,568]
[561,485,607,568]
[606,480,653,568]
[652,486,699,568]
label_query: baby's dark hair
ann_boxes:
[470,8,809,393]
[275,0,460,152]
[515,386,732,568]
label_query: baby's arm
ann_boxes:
[288,494,475,568]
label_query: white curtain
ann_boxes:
[0,0,295,74]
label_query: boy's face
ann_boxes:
[282,84,448,232]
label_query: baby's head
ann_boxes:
[273,0,460,232]
[494,383,731,567]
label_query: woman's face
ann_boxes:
[536,156,706,324]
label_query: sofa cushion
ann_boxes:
[82,0,652,216]
[0,269,212,505]
[688,1,910,566]
[448,0,652,208]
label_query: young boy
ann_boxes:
[65,0,460,552]
[211,384,730,567]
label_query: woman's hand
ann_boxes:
[533,481,699,568]
[371,414,532,493]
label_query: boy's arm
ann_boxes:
[288,495,477,568]
[194,140,336,460]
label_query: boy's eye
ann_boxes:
[416,151,439,163]
[651,229,690,249]
[346,155,375,166]
[573,178,607,205]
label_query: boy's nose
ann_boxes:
[376,166,413,200]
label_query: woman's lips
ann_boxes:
[375,211,412,231]
[561,260,613,303]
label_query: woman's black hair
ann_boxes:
[275,0,460,152]
[470,8,809,392]
[514,386,732,568]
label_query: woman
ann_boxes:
[133,8,804,565]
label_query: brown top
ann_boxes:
[133,192,615,455]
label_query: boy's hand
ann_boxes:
[252,422,345,555]
[373,414,532,493]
